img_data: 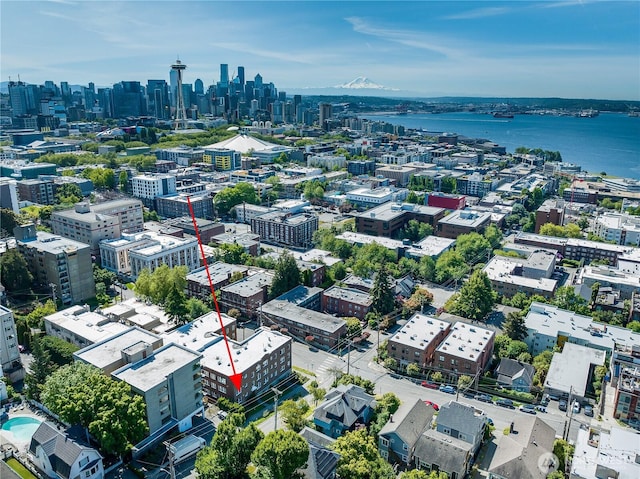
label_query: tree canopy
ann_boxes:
[331,429,395,479]
[370,264,395,317]
[41,362,147,456]
[251,429,309,479]
[0,248,33,295]
[214,183,259,216]
[269,250,302,299]
[447,270,497,321]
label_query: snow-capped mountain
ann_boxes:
[334,76,394,90]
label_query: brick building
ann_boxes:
[386,314,451,370]
[355,202,445,238]
[433,322,495,376]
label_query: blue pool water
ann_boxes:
[1,416,43,442]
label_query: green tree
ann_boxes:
[252,429,310,479]
[493,334,512,359]
[458,374,473,390]
[279,398,310,433]
[503,311,528,341]
[165,283,189,324]
[407,363,420,376]
[484,224,503,248]
[55,183,83,204]
[308,381,326,405]
[214,183,259,217]
[403,288,434,315]
[1,208,21,237]
[41,362,147,456]
[38,335,78,367]
[24,338,53,402]
[269,251,301,298]
[332,429,395,479]
[455,232,491,264]
[553,438,575,473]
[332,262,347,280]
[196,412,263,479]
[417,255,436,282]
[505,340,529,359]
[370,264,395,316]
[93,264,117,290]
[431,371,444,383]
[186,297,210,320]
[217,242,250,264]
[434,249,467,284]
[402,471,448,479]
[448,270,496,321]
[440,176,457,194]
[0,248,33,294]
[553,285,590,315]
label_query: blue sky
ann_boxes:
[1,0,639,100]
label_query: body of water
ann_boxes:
[361,112,640,179]
[1,416,42,442]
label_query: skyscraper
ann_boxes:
[8,81,28,117]
[147,80,170,119]
[237,66,245,86]
[194,78,204,95]
[220,64,229,87]
[319,102,333,131]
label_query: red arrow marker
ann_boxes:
[187,196,242,392]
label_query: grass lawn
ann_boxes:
[5,458,38,479]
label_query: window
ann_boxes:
[403,443,408,451]
[380,437,389,447]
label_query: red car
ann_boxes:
[421,381,439,389]
[424,400,439,411]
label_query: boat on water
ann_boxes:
[577,109,599,118]
[493,112,514,119]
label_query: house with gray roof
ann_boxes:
[299,427,340,479]
[495,358,536,392]
[413,429,474,479]
[313,384,376,439]
[436,401,486,453]
[488,416,556,479]
[378,399,436,468]
[28,422,104,479]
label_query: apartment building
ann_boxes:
[164,217,225,244]
[131,174,177,207]
[51,199,143,256]
[219,271,273,319]
[433,322,495,375]
[535,199,565,233]
[16,178,55,205]
[514,232,627,265]
[386,313,451,369]
[260,299,347,349]
[16,225,95,305]
[436,210,492,239]
[251,212,318,249]
[155,192,214,220]
[355,202,445,238]
[186,263,249,301]
[321,285,372,320]
[200,327,292,403]
[594,213,640,246]
[0,306,22,381]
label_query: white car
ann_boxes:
[572,401,581,414]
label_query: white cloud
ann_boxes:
[443,7,511,20]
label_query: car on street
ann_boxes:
[584,405,594,417]
[519,404,537,415]
[421,381,439,389]
[475,393,493,403]
[535,405,547,413]
[559,400,568,412]
[439,385,456,394]
[424,400,439,411]
[496,398,515,409]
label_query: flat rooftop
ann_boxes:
[162,311,236,352]
[45,307,130,345]
[437,209,492,227]
[571,426,640,479]
[19,232,90,254]
[483,256,557,293]
[435,322,494,362]
[356,202,445,223]
[200,327,291,376]
[74,327,162,371]
[186,262,249,286]
[389,313,451,349]
[221,271,273,297]
[113,343,202,393]
[261,300,346,334]
[526,302,640,349]
[322,286,372,306]
[545,343,606,396]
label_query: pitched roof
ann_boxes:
[300,427,339,479]
[496,358,535,385]
[488,416,556,479]
[414,429,473,474]
[436,401,486,438]
[314,384,375,429]
[379,399,435,449]
[203,134,283,153]
[29,422,97,479]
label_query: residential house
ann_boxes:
[299,427,340,479]
[28,422,104,479]
[495,358,536,393]
[488,416,556,479]
[313,384,376,439]
[378,399,436,467]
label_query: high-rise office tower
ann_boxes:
[319,102,333,130]
[147,80,170,119]
[194,78,204,95]
[220,64,229,87]
[254,73,263,88]
[171,59,188,129]
[8,81,28,117]
[237,66,245,86]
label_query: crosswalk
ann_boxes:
[316,356,342,380]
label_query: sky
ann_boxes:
[1,0,639,100]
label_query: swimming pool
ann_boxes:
[1,416,43,443]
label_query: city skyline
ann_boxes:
[1,1,639,100]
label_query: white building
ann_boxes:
[346,187,404,207]
[100,233,156,276]
[571,426,640,479]
[0,306,22,380]
[131,174,177,202]
[307,154,347,170]
[593,213,640,246]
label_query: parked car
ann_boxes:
[584,405,594,417]
[439,385,456,394]
[559,400,568,412]
[519,404,537,415]
[572,401,581,414]
[475,393,493,403]
[535,405,547,413]
[421,381,439,389]
[424,400,439,411]
[496,398,515,409]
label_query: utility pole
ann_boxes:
[272,387,281,430]
[163,441,177,479]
